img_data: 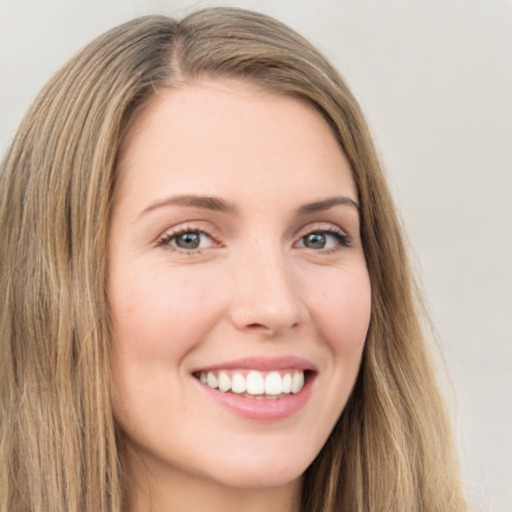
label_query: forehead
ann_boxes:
[115,78,356,209]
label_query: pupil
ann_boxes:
[304,232,326,249]
[177,232,200,249]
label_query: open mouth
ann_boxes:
[193,369,313,399]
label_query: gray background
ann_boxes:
[1,1,510,510]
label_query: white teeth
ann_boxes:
[218,371,231,392]
[291,371,305,393]
[246,371,265,395]
[198,369,306,396]
[282,373,292,393]
[206,372,218,389]
[231,372,246,393]
[265,371,282,395]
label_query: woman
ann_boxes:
[0,7,467,512]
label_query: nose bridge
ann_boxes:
[229,238,304,334]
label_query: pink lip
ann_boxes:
[191,355,316,373]
[195,380,314,421]
[191,356,316,422]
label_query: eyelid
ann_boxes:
[155,222,222,251]
[295,221,349,239]
[154,220,351,254]
[293,223,351,251]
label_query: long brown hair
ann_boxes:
[0,8,466,511]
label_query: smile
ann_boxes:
[191,357,316,420]
[195,369,306,397]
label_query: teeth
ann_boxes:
[291,371,305,393]
[231,372,246,393]
[282,373,292,393]
[246,371,265,395]
[206,372,218,389]
[198,369,306,396]
[218,371,231,392]
[265,372,282,395]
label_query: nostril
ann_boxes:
[245,320,300,334]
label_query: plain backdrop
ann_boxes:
[1,1,511,510]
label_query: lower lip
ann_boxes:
[194,375,314,421]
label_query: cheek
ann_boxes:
[109,267,221,362]
[109,268,224,432]
[307,265,372,354]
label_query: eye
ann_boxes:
[296,229,349,251]
[158,229,215,251]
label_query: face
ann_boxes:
[109,79,371,496]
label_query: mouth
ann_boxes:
[191,357,316,420]
[193,369,311,399]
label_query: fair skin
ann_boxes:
[108,79,371,512]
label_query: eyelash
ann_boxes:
[156,225,350,254]
[156,225,219,253]
[298,227,351,253]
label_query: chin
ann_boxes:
[201,464,304,492]
[191,440,316,491]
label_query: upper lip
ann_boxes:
[191,356,317,374]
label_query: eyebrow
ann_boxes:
[138,194,359,219]
[296,196,360,215]
[139,194,238,218]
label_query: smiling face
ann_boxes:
[108,79,371,505]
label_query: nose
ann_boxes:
[228,245,306,336]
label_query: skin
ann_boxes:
[108,79,371,512]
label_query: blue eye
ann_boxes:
[302,232,328,249]
[174,232,202,249]
[298,229,349,250]
[159,230,214,251]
